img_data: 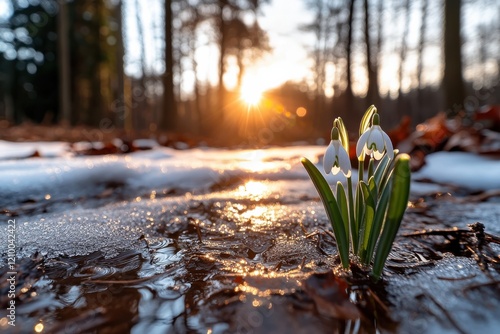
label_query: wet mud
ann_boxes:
[1,179,500,333]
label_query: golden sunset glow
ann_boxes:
[235,180,270,201]
[241,181,268,197]
[240,84,264,106]
[239,150,266,172]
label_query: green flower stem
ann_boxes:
[373,151,393,194]
[358,157,364,183]
[354,182,363,254]
[346,176,356,252]
[368,157,375,179]
[371,154,411,281]
[336,182,350,244]
[359,176,377,263]
[360,105,377,136]
[364,179,391,264]
[301,157,350,268]
[359,181,375,262]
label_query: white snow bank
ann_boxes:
[0,140,70,159]
[414,152,500,191]
[2,140,499,208]
[0,143,325,207]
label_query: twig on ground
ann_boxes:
[299,256,307,271]
[456,189,500,203]
[437,274,476,281]
[462,280,500,292]
[273,260,283,272]
[403,227,469,237]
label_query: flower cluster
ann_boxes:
[302,105,411,281]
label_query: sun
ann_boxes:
[240,83,264,106]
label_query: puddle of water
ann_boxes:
[1,196,397,334]
[2,182,500,333]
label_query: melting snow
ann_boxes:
[0,142,323,207]
[1,140,500,258]
[414,151,500,191]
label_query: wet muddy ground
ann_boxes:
[1,177,500,333]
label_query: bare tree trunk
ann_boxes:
[236,39,245,92]
[135,0,150,131]
[9,0,22,124]
[412,0,429,123]
[216,0,227,125]
[161,0,177,131]
[312,0,325,127]
[89,0,103,127]
[114,0,127,130]
[57,0,71,126]
[397,0,411,115]
[363,0,378,103]
[497,5,500,86]
[477,25,487,87]
[416,0,428,114]
[151,6,163,133]
[344,0,356,112]
[443,0,465,115]
[374,0,383,105]
[189,27,202,134]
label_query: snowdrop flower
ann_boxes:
[356,113,393,160]
[324,127,351,177]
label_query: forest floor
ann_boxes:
[1,120,500,333]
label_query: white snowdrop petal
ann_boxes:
[364,144,373,155]
[323,141,335,174]
[357,130,371,157]
[370,127,385,153]
[373,150,384,160]
[338,145,351,175]
[332,165,341,175]
[333,140,341,152]
[382,131,394,159]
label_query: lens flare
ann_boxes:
[240,84,263,106]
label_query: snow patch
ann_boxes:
[414,152,500,191]
[0,143,324,207]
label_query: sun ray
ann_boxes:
[239,74,267,108]
[241,85,264,106]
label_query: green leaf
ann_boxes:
[364,178,391,264]
[368,175,378,205]
[353,181,364,254]
[301,157,350,268]
[371,154,411,281]
[347,176,356,252]
[368,158,375,179]
[359,105,377,136]
[359,181,376,263]
[336,182,350,243]
[373,150,392,186]
[374,149,398,194]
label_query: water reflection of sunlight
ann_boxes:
[241,206,269,226]
[239,150,267,172]
[34,323,44,333]
[236,180,271,201]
